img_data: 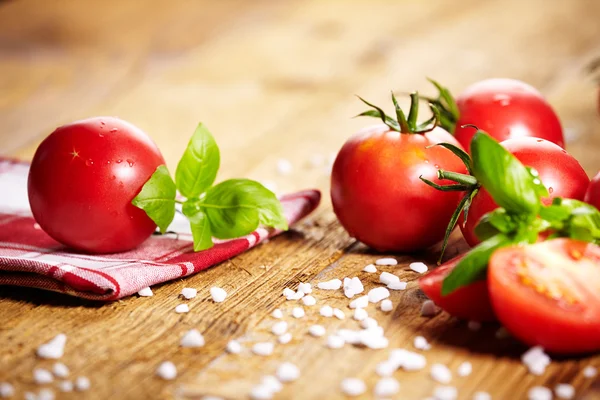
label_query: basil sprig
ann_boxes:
[132,123,288,251]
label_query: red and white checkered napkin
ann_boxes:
[0,159,321,301]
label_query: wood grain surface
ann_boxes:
[1,0,600,399]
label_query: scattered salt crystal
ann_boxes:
[363,264,377,273]
[387,281,408,290]
[250,384,274,400]
[175,304,189,313]
[353,308,368,321]
[180,329,205,348]
[374,377,400,397]
[555,383,575,399]
[138,287,153,297]
[495,327,510,339]
[37,334,67,359]
[271,309,283,319]
[340,378,366,397]
[156,362,177,380]
[375,258,397,266]
[261,376,282,393]
[298,282,312,294]
[368,287,390,303]
[360,332,389,349]
[181,287,197,299]
[433,386,458,400]
[320,305,334,317]
[33,368,53,384]
[583,366,597,378]
[58,381,73,393]
[302,295,316,306]
[420,300,438,316]
[528,386,552,400]
[278,333,292,345]
[360,318,378,330]
[252,342,274,356]
[379,272,400,285]
[333,308,345,320]
[276,362,300,382]
[210,287,227,303]
[286,290,304,301]
[521,346,551,376]
[414,336,431,351]
[202,397,224,400]
[473,392,491,400]
[350,295,369,309]
[390,349,427,371]
[37,389,54,400]
[376,361,397,377]
[410,262,428,273]
[317,279,342,290]
[0,383,14,398]
[327,335,345,349]
[276,159,293,176]
[343,277,364,298]
[271,321,288,336]
[308,325,326,337]
[467,321,482,331]
[431,364,452,384]
[282,288,295,298]
[457,361,472,377]
[74,377,90,392]
[226,340,242,354]
[292,307,305,319]
[24,392,36,400]
[52,363,69,378]
[380,299,393,312]
[337,329,361,345]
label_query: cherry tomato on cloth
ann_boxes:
[331,124,467,252]
[489,239,600,354]
[461,137,589,247]
[453,79,564,152]
[419,255,495,321]
[28,117,165,253]
[585,171,600,211]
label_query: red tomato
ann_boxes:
[489,239,600,354]
[461,137,589,246]
[28,117,165,253]
[454,79,564,152]
[419,255,496,321]
[585,171,600,211]
[331,125,467,252]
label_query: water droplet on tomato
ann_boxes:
[110,128,118,133]
[106,160,111,164]
[424,160,430,164]
[561,149,567,154]
[119,181,124,186]
[100,120,105,125]
[126,159,134,167]
[549,187,554,194]
[86,159,94,166]
[99,133,104,138]
[111,175,116,180]
[493,94,511,106]
[116,159,123,164]
[536,139,543,142]
[434,164,440,169]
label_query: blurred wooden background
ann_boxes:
[1,0,600,399]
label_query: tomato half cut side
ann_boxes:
[488,239,600,354]
[419,255,496,322]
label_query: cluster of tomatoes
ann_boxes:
[331,78,600,354]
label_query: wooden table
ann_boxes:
[1,0,600,399]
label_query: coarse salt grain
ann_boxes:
[327,335,345,349]
[282,288,295,298]
[467,321,482,331]
[472,391,491,400]
[276,159,293,176]
[74,377,90,392]
[271,309,283,319]
[410,262,428,274]
[298,282,312,294]
[320,305,333,317]
[333,308,345,320]
[58,381,73,393]
[180,329,205,348]
[261,376,282,393]
[555,383,575,399]
[376,361,397,377]
[374,377,400,397]
[583,366,597,378]
[375,258,397,266]
[276,362,300,382]
[202,396,224,400]
[210,287,227,303]
[380,299,393,312]
[181,287,197,299]
[350,295,369,309]
[359,329,389,350]
[521,346,551,376]
[33,368,54,384]
[292,307,305,319]
[252,342,274,356]
[340,378,366,397]
[302,295,317,306]
[421,300,438,316]
[387,281,408,290]
[380,272,400,285]
[278,333,292,344]
[137,287,153,297]
[431,364,452,384]
[308,325,326,337]
[368,287,390,303]
[317,279,342,290]
[353,308,368,321]
[457,361,472,377]
[433,385,458,400]
[52,363,69,378]
[528,386,552,400]
[156,362,177,380]
[37,334,67,360]
[360,318,378,330]
[226,340,242,354]
[363,264,377,273]
[37,389,54,400]
[0,383,14,398]
[414,336,431,351]
[343,277,364,298]
[175,304,189,313]
[24,392,36,400]
[390,349,427,371]
[249,385,274,400]
[271,321,288,336]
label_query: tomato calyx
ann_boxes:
[418,78,460,134]
[357,92,440,134]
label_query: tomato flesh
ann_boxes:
[28,117,165,253]
[489,239,600,354]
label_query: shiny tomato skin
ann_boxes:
[585,171,600,211]
[419,255,496,321]
[331,125,468,252]
[488,239,600,354]
[454,79,564,152]
[28,117,165,253]
[461,137,589,246]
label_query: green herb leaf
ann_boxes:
[540,198,600,244]
[182,204,214,251]
[175,123,220,198]
[470,130,548,215]
[202,179,287,239]
[441,233,513,295]
[132,165,177,233]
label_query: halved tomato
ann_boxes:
[419,256,496,322]
[488,239,600,354]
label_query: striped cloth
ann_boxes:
[0,159,320,301]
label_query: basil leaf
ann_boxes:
[202,179,287,239]
[545,199,600,244]
[441,233,512,295]
[182,205,214,251]
[132,165,177,233]
[175,123,220,198]
[471,131,547,215]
